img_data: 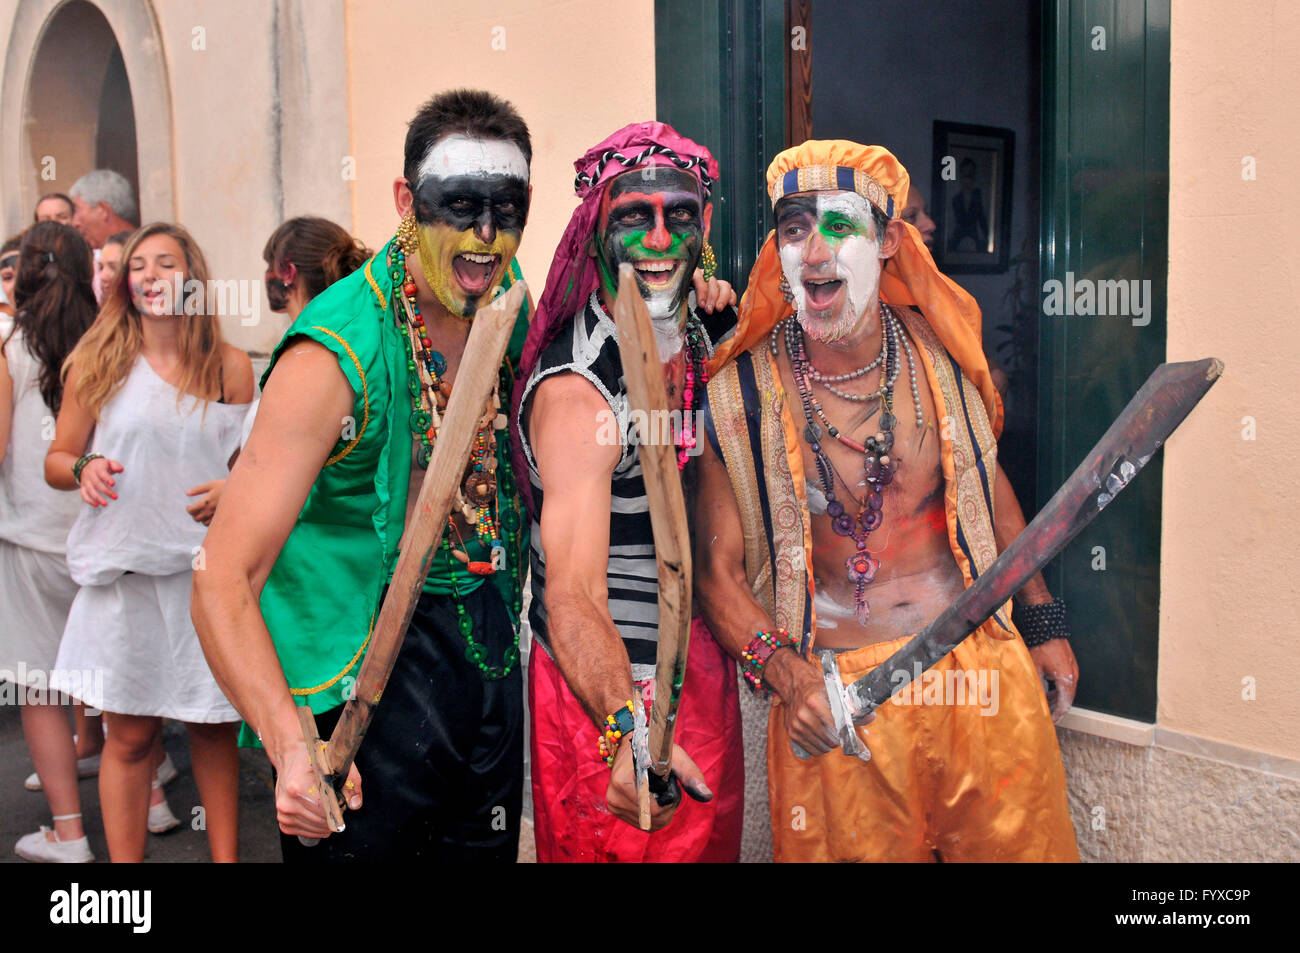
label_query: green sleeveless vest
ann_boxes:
[255,240,529,719]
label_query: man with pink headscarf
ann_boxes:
[513,122,743,862]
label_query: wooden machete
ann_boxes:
[611,264,692,831]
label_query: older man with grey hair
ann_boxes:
[69,169,138,249]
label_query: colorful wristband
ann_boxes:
[741,629,798,696]
[72,453,103,486]
[597,700,635,767]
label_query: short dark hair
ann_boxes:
[403,89,531,187]
[34,193,74,222]
[104,230,133,249]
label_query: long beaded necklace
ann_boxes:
[773,303,920,626]
[676,315,710,469]
[389,227,521,679]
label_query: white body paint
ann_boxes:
[780,191,883,343]
[814,586,857,630]
[651,311,683,363]
[418,134,529,182]
[805,480,828,515]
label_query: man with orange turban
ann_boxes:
[694,141,1079,861]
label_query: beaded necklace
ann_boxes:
[388,230,522,679]
[676,315,710,469]
[773,303,918,626]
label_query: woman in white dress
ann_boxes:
[45,222,253,862]
[0,222,99,862]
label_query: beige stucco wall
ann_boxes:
[1163,0,1300,760]
[344,0,656,296]
[0,0,352,354]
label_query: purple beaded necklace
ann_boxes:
[776,313,900,626]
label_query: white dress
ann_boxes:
[0,328,84,686]
[50,354,248,721]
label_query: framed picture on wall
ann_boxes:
[930,121,1014,273]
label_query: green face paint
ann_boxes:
[594,169,704,324]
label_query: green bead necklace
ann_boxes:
[387,235,524,680]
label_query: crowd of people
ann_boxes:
[0,169,371,862]
[1,88,1080,864]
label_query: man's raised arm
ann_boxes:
[191,338,360,839]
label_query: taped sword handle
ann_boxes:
[649,769,683,808]
[296,705,345,848]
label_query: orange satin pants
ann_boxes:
[767,630,1079,862]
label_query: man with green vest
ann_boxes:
[193,89,534,862]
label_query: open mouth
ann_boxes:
[802,277,844,310]
[632,258,682,291]
[451,252,500,296]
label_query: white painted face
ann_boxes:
[417,134,530,181]
[775,190,885,344]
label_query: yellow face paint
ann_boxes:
[415,221,519,318]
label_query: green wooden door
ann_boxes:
[1039,0,1170,721]
[655,0,786,285]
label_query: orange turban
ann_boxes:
[710,140,1002,436]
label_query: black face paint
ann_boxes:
[774,195,819,238]
[412,174,529,243]
[265,268,289,312]
[410,172,529,317]
[596,168,704,322]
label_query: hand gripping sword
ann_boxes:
[793,357,1224,760]
[612,264,692,829]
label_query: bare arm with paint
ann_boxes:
[693,432,842,755]
[530,372,710,826]
[993,468,1079,719]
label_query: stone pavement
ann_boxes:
[0,701,537,863]
[0,703,280,863]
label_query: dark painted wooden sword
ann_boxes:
[795,357,1224,759]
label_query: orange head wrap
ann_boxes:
[709,140,1002,435]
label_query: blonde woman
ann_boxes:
[45,222,252,862]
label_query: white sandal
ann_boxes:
[14,813,94,863]
[147,778,181,835]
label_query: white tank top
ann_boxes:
[65,354,248,585]
[0,328,83,554]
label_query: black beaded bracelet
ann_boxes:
[1013,597,1070,647]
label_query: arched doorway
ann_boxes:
[23,1,138,217]
[1,0,172,233]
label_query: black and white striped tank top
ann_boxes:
[518,292,728,680]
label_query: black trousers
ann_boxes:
[279,583,523,863]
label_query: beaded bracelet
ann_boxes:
[741,628,798,696]
[597,700,636,767]
[1012,598,1071,648]
[72,452,103,486]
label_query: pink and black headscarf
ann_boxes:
[511,121,719,516]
